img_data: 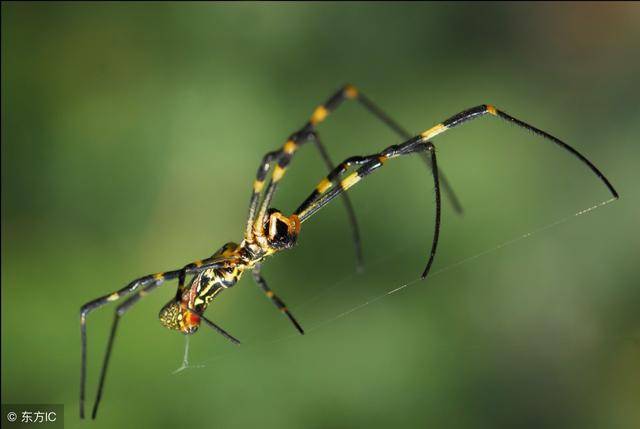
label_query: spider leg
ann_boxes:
[307,132,363,271]
[80,271,177,418]
[89,265,240,419]
[90,279,162,419]
[295,155,378,213]
[420,104,618,199]
[79,257,228,418]
[245,85,462,269]
[295,103,619,278]
[422,143,441,279]
[356,90,462,214]
[294,137,442,279]
[243,87,365,250]
[252,263,304,334]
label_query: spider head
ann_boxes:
[159,300,201,334]
[264,209,300,250]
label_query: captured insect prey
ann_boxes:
[79,84,618,419]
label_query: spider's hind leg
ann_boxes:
[80,271,178,418]
[90,280,162,419]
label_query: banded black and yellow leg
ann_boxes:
[245,84,463,263]
[90,279,162,419]
[307,131,363,270]
[80,258,230,418]
[294,138,443,279]
[296,139,428,219]
[251,142,299,239]
[247,99,364,244]
[307,84,462,214]
[79,270,181,418]
[246,132,351,251]
[252,264,304,335]
[242,107,351,244]
[251,141,375,252]
[244,83,460,250]
[420,104,619,199]
[245,149,282,242]
[295,155,375,213]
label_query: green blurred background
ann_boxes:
[2,3,639,428]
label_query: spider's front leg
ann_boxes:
[243,84,463,273]
[420,104,618,199]
[294,137,442,280]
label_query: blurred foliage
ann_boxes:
[2,3,639,429]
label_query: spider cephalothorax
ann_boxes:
[80,84,618,419]
[260,208,300,251]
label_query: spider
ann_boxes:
[80,84,618,419]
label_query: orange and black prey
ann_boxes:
[80,85,618,419]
